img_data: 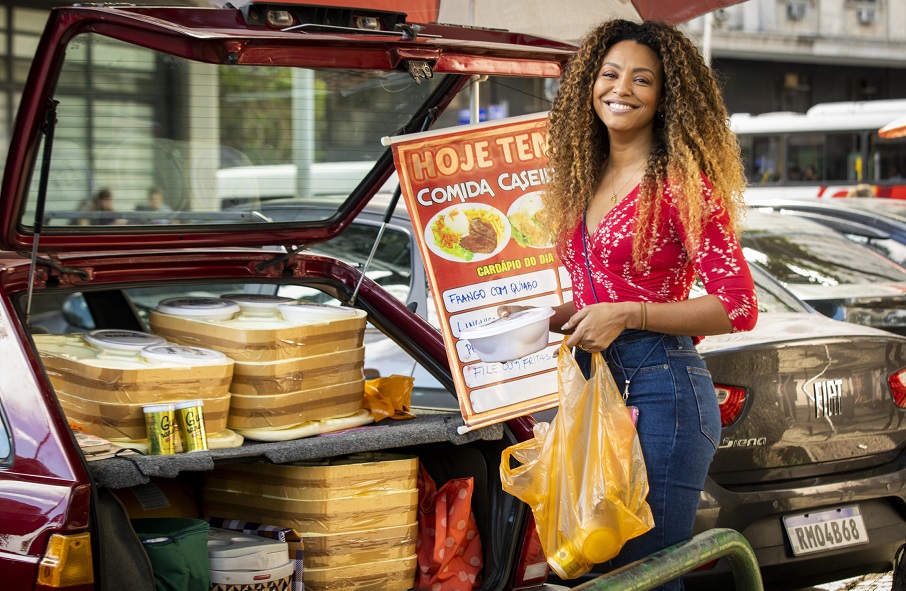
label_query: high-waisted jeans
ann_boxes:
[575,330,720,591]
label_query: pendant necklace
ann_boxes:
[609,158,647,204]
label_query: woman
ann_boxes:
[501,20,758,587]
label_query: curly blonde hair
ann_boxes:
[544,19,747,269]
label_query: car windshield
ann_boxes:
[840,198,906,223]
[22,33,446,229]
[741,229,906,286]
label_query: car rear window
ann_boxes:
[22,32,444,229]
[742,232,906,286]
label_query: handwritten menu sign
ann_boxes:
[383,113,572,432]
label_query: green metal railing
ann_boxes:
[572,528,764,591]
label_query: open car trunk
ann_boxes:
[11,252,536,591]
[0,3,577,588]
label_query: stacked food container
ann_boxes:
[34,329,233,444]
[202,453,418,591]
[148,296,368,439]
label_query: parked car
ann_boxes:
[740,209,906,336]
[685,263,906,589]
[748,197,906,267]
[0,3,578,590]
[240,199,906,590]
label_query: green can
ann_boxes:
[143,403,176,455]
[174,399,208,452]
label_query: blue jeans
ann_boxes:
[575,330,720,591]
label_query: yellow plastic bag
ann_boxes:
[363,375,416,422]
[500,342,654,579]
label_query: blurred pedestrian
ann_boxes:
[75,188,126,225]
[135,186,173,224]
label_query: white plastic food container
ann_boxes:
[156,297,240,321]
[219,294,295,317]
[459,307,555,363]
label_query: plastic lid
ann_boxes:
[156,297,240,319]
[84,329,166,351]
[142,403,175,413]
[220,294,295,315]
[276,302,361,322]
[582,528,619,563]
[140,344,230,366]
[173,399,204,410]
[459,307,554,339]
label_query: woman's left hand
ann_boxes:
[562,302,630,352]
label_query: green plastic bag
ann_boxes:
[132,518,210,591]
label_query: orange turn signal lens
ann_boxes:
[37,533,94,587]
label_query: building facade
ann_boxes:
[6,0,906,146]
[684,0,906,114]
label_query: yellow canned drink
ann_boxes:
[174,399,208,452]
[143,403,176,455]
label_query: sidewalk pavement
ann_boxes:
[808,571,892,591]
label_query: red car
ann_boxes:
[0,3,576,589]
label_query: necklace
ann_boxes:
[609,158,647,204]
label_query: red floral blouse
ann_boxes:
[561,176,758,334]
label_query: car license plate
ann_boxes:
[783,505,869,556]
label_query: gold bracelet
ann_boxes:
[640,301,647,331]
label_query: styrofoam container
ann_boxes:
[34,331,234,441]
[157,297,240,321]
[220,294,295,317]
[84,329,166,353]
[276,302,362,323]
[207,527,289,571]
[459,307,555,363]
[150,298,367,362]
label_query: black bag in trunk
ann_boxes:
[894,541,906,591]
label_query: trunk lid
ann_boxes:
[1,3,573,254]
[700,313,906,485]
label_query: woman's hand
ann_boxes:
[562,302,633,352]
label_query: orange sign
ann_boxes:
[384,113,571,432]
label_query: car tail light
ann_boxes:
[888,368,906,408]
[35,532,94,589]
[715,384,747,427]
[510,513,550,589]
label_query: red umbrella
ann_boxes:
[879,115,906,140]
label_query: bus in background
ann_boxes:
[732,99,906,200]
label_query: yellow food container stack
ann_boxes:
[202,453,418,591]
[147,296,368,435]
[34,329,233,442]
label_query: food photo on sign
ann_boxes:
[383,113,571,432]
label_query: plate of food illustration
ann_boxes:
[507,191,553,248]
[425,203,511,262]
